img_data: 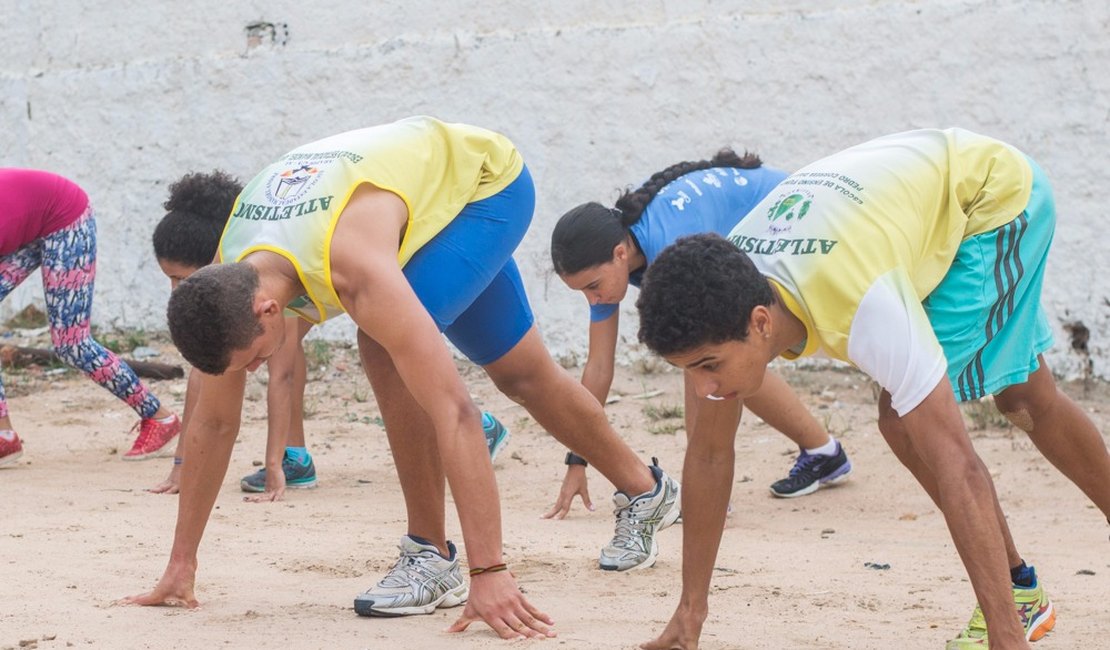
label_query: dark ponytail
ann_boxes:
[153,170,243,268]
[614,148,762,225]
[550,148,762,276]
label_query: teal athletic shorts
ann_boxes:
[922,156,1055,402]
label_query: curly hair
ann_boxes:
[167,263,263,374]
[550,149,763,275]
[636,233,774,356]
[153,170,243,268]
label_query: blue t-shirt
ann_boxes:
[589,164,788,321]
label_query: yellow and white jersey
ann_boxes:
[727,128,1032,414]
[219,116,523,322]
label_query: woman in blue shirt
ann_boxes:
[547,149,853,515]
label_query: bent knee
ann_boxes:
[489,364,565,407]
[489,373,534,406]
[993,387,1049,433]
[999,407,1035,433]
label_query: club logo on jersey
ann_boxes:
[233,159,334,222]
[268,164,322,203]
[767,191,813,222]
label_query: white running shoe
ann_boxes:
[599,460,681,571]
[354,535,468,617]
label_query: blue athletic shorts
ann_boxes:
[403,164,536,366]
[922,156,1055,402]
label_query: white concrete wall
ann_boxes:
[2,0,1108,377]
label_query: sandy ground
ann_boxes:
[2,334,1108,650]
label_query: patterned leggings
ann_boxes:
[0,208,160,420]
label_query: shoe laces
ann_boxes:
[381,547,447,586]
[131,419,157,444]
[789,446,832,477]
[611,497,660,549]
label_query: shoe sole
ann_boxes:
[121,434,180,461]
[240,478,319,493]
[1027,602,1056,641]
[489,429,511,462]
[769,463,853,498]
[599,540,659,572]
[0,449,23,467]
[121,447,177,461]
[353,582,468,617]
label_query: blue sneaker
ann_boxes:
[769,441,852,498]
[240,452,318,492]
[482,412,510,461]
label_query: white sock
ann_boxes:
[0,429,16,441]
[155,414,176,424]
[804,436,838,457]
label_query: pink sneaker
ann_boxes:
[123,415,180,461]
[0,430,24,467]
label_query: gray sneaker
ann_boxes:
[599,460,681,571]
[353,535,468,617]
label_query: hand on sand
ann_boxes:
[542,464,594,519]
[146,464,181,495]
[120,564,198,609]
[243,466,286,503]
[446,571,556,640]
[640,607,705,650]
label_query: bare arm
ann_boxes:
[330,188,551,638]
[125,368,247,607]
[897,380,1028,646]
[643,386,741,650]
[580,311,619,403]
[543,312,620,519]
[339,255,504,564]
[247,315,312,502]
[148,368,205,494]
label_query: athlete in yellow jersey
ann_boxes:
[636,128,1110,649]
[124,117,681,638]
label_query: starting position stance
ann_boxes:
[125,117,679,639]
[549,148,851,515]
[148,170,512,497]
[636,128,1110,649]
[148,170,315,497]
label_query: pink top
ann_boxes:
[0,169,90,256]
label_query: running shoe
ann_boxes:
[482,411,511,461]
[599,460,681,571]
[0,430,23,467]
[354,535,468,617]
[769,440,852,498]
[122,414,181,460]
[946,574,1056,648]
[240,451,318,492]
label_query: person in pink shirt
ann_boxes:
[0,168,181,466]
